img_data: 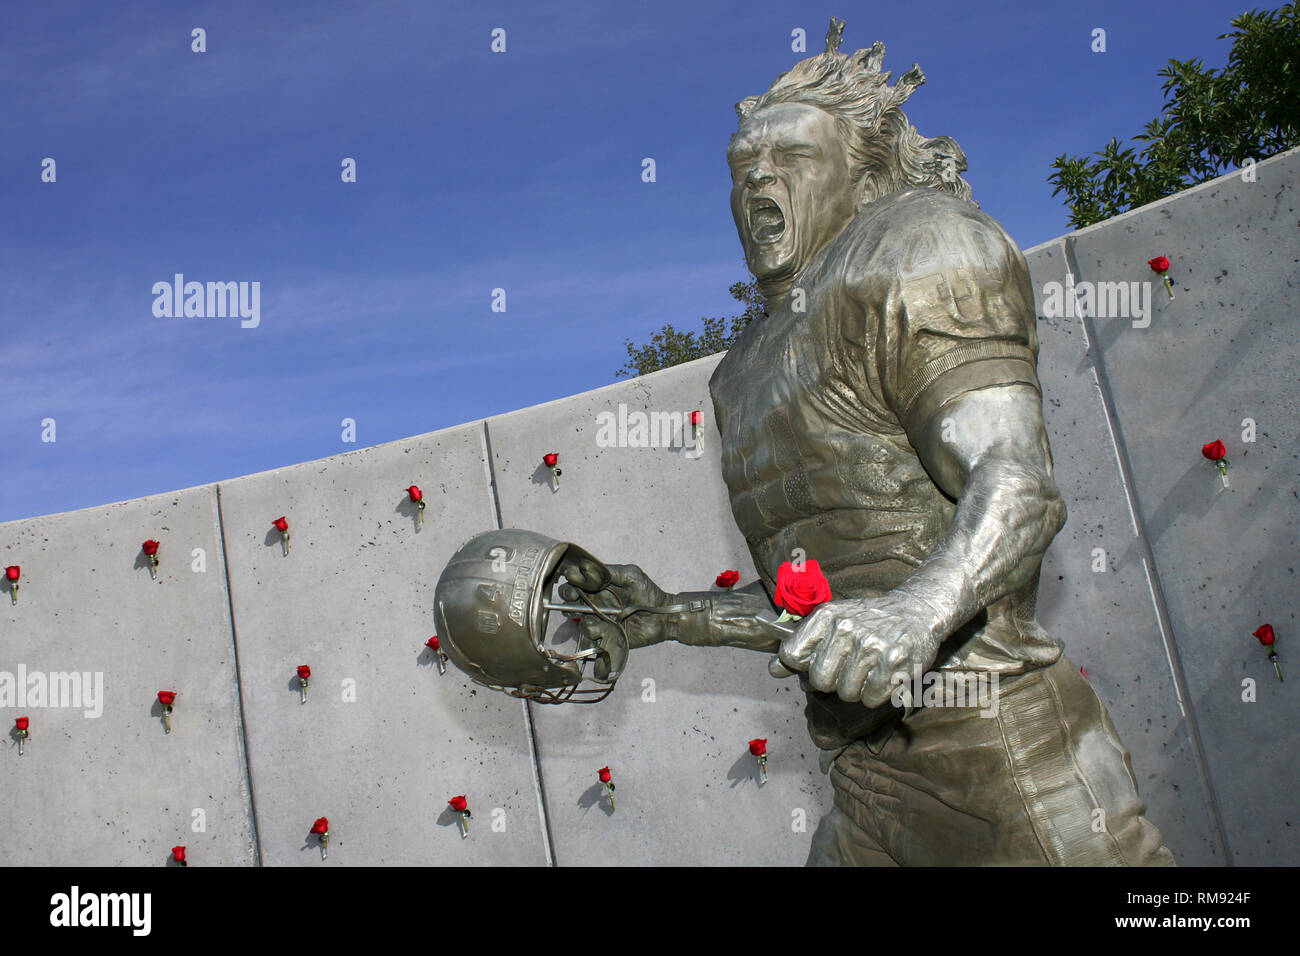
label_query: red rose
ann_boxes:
[171,846,186,863]
[1147,256,1171,273]
[142,540,160,556]
[715,569,740,589]
[310,817,329,834]
[425,636,440,650]
[597,766,612,783]
[449,795,469,812]
[1254,624,1276,646]
[406,485,423,502]
[273,516,289,532]
[773,560,832,616]
[748,738,767,757]
[543,453,559,468]
[690,410,703,426]
[15,717,29,731]
[157,691,176,706]
[4,566,18,582]
[1201,440,1227,462]
[297,665,311,680]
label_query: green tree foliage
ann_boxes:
[1049,3,1299,229]
[616,280,766,377]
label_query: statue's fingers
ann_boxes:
[836,642,881,703]
[577,617,620,653]
[558,553,610,592]
[860,668,898,709]
[768,656,796,679]
[807,619,856,692]
[778,607,833,673]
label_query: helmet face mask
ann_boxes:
[434,529,630,703]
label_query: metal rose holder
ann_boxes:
[406,486,426,530]
[274,517,290,556]
[450,799,471,838]
[158,691,177,734]
[426,637,448,675]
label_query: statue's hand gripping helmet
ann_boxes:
[434,529,631,703]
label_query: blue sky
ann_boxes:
[0,0,1259,522]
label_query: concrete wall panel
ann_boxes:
[1026,241,1224,865]
[0,489,256,866]
[215,425,547,866]
[1064,147,1300,865]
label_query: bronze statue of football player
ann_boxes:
[558,22,1176,866]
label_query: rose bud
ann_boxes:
[142,539,161,579]
[543,453,561,490]
[1147,255,1174,299]
[715,569,740,589]
[273,516,290,555]
[405,485,426,529]
[297,665,311,704]
[597,766,616,810]
[1201,440,1230,487]
[171,845,187,867]
[310,816,330,859]
[425,636,447,675]
[15,717,29,756]
[157,690,177,734]
[5,565,18,605]
[773,559,833,620]
[449,795,471,837]
[1255,625,1282,681]
[748,738,769,784]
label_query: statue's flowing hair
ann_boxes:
[735,39,975,206]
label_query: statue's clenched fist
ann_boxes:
[775,590,945,707]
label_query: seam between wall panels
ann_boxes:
[214,482,265,866]
[480,419,557,868]
[1060,236,1233,865]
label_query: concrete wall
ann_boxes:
[1,148,1295,866]
[1056,150,1300,866]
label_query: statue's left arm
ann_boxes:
[779,201,1066,706]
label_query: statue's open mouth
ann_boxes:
[749,197,786,243]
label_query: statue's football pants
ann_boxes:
[807,655,1177,866]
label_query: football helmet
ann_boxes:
[435,528,696,703]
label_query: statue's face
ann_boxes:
[727,103,857,284]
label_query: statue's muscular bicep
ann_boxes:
[908,384,1054,500]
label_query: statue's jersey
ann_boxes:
[709,187,1063,747]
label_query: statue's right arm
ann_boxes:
[665,579,785,652]
[560,567,783,653]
